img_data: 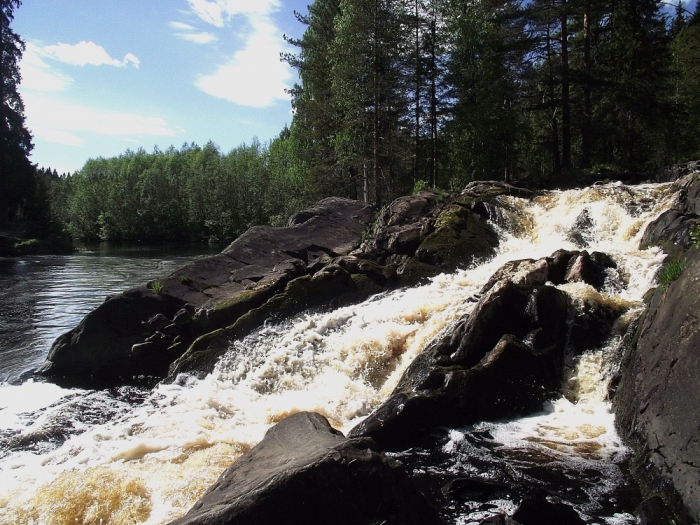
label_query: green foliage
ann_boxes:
[691,218,700,248]
[150,279,164,295]
[33,0,700,242]
[13,238,38,249]
[413,180,429,194]
[49,130,314,242]
[0,0,35,226]
[657,257,685,287]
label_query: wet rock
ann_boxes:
[170,412,440,525]
[480,513,521,525]
[636,496,678,525]
[36,288,184,387]
[567,208,595,247]
[481,250,616,294]
[563,250,615,289]
[145,313,170,331]
[38,198,373,388]
[349,282,571,450]
[639,208,697,250]
[415,200,498,269]
[172,308,192,326]
[511,489,586,525]
[614,246,700,523]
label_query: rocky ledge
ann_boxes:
[37,184,525,387]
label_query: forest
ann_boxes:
[2,0,700,243]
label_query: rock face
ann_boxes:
[38,183,522,387]
[614,245,700,524]
[613,174,700,524]
[349,250,623,451]
[36,288,185,385]
[37,198,374,386]
[168,412,440,525]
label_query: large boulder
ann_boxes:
[613,246,700,524]
[350,246,629,452]
[36,288,185,386]
[37,198,374,387]
[169,412,440,525]
[355,182,533,285]
[349,281,571,450]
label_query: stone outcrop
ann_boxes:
[349,249,624,451]
[613,173,700,524]
[38,183,527,387]
[168,412,440,525]
[614,242,700,524]
[37,198,374,386]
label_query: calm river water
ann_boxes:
[0,243,220,384]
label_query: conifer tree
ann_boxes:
[0,0,34,225]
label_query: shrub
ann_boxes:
[657,258,685,287]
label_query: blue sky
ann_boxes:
[13,0,308,174]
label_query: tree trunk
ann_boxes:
[547,23,562,175]
[414,0,421,185]
[581,0,592,168]
[561,0,571,172]
[430,18,438,188]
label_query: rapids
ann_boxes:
[0,182,678,524]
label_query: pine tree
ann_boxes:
[0,0,34,225]
[594,0,673,170]
[283,0,343,199]
[442,0,527,185]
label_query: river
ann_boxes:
[0,183,678,524]
[0,243,220,384]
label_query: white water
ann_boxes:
[0,183,677,524]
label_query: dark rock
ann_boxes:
[38,198,373,387]
[415,201,498,269]
[614,245,700,524]
[482,250,616,294]
[36,287,183,386]
[567,208,595,247]
[639,208,697,250]
[172,308,192,326]
[161,324,180,336]
[511,489,586,525]
[169,412,440,525]
[480,513,521,525]
[636,496,678,525]
[145,313,170,331]
[349,282,571,451]
[564,250,613,289]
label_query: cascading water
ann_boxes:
[0,182,678,524]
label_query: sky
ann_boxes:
[13,0,309,174]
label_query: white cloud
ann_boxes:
[187,0,281,26]
[43,41,140,68]
[170,21,195,31]
[22,93,184,147]
[191,2,292,107]
[187,0,225,27]
[123,53,140,68]
[20,43,73,92]
[177,32,217,44]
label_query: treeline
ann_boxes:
[283,0,700,204]
[37,136,310,242]
[5,0,700,244]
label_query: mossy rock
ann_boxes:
[416,205,498,268]
[203,275,291,331]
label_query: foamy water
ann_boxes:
[0,183,678,524]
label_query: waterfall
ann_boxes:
[0,182,678,524]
